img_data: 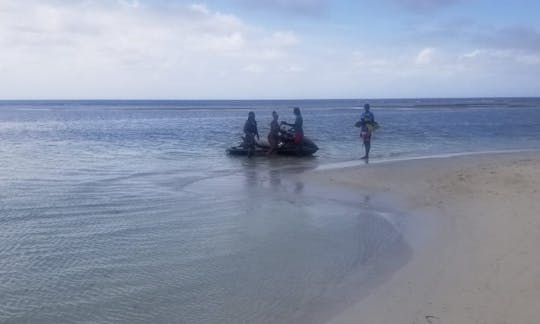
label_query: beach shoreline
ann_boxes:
[304,151,540,324]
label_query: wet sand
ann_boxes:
[307,152,540,324]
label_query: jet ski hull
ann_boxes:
[227,138,318,157]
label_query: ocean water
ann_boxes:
[1,98,539,323]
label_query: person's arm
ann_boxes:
[282,119,299,130]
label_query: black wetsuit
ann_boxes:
[243,118,258,156]
[360,111,375,159]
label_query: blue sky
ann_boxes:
[0,0,539,99]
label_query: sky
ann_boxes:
[0,0,539,99]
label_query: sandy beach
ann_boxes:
[308,152,540,324]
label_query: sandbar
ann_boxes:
[307,152,540,324]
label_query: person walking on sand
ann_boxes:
[358,103,376,160]
[243,111,259,158]
[267,111,280,155]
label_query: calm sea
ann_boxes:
[1,98,539,323]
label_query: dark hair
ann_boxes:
[293,107,301,115]
[364,104,370,110]
[248,111,255,119]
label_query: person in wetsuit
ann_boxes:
[359,103,375,160]
[243,111,259,157]
[267,111,280,155]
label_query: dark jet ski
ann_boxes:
[227,125,318,157]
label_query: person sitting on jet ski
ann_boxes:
[243,111,259,157]
[281,107,303,144]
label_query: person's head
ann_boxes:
[248,111,255,120]
[293,107,301,116]
[364,103,370,112]
[272,111,278,120]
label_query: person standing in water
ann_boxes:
[243,111,259,158]
[359,103,375,160]
[281,107,304,144]
[267,111,280,155]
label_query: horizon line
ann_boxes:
[1,96,539,101]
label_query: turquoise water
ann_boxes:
[1,98,539,323]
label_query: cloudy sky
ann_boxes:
[1,0,539,99]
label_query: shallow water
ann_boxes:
[1,161,409,323]
[1,98,539,323]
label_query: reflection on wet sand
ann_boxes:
[239,156,318,195]
[181,158,411,323]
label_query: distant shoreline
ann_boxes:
[1,96,540,102]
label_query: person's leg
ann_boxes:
[361,140,370,159]
[293,133,301,144]
[246,134,255,157]
[365,140,371,158]
[267,136,276,155]
[294,133,303,155]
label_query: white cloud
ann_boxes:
[461,49,482,59]
[0,1,538,98]
[415,47,435,64]
[188,3,211,15]
[459,48,540,67]
[117,0,141,9]
[285,65,304,73]
[0,0,304,98]
[515,53,540,65]
[268,31,298,47]
[243,64,265,73]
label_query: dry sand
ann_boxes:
[308,152,540,324]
